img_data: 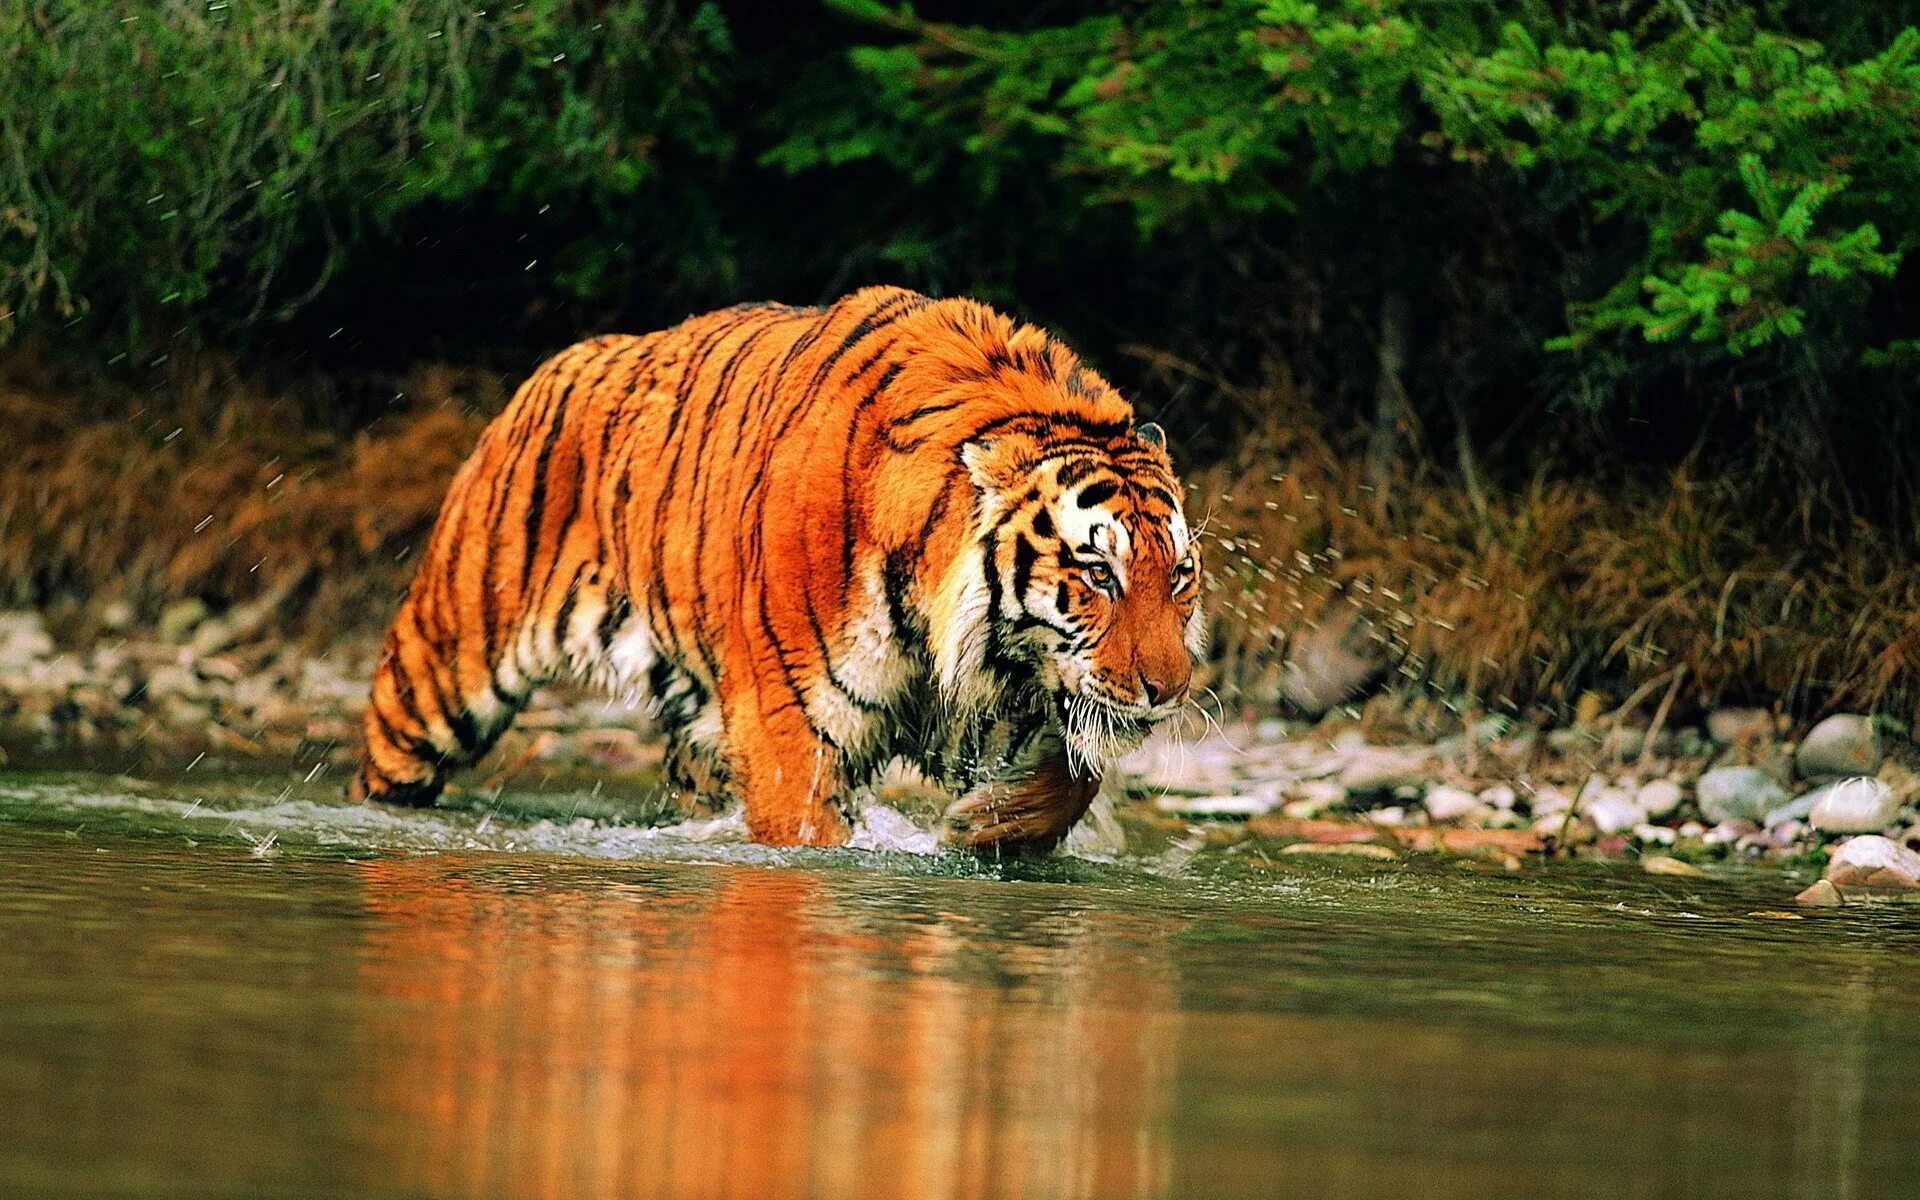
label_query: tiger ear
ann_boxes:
[1136,422,1166,448]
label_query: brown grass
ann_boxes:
[1196,402,1920,723]
[0,349,501,642]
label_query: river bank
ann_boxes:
[4,605,1918,904]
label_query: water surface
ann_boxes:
[2,768,1917,1199]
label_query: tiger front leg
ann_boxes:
[942,753,1101,857]
[722,699,854,846]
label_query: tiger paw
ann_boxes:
[942,773,1094,857]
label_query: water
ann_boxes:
[2,766,1919,1200]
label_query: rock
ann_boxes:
[1366,806,1411,827]
[1423,785,1481,823]
[1633,823,1677,846]
[1581,788,1642,835]
[1703,819,1761,846]
[0,611,54,669]
[1806,777,1902,834]
[1279,841,1399,860]
[1280,610,1387,716]
[1696,767,1788,824]
[1763,791,1818,829]
[1635,779,1685,820]
[157,598,211,644]
[1284,779,1347,816]
[1478,784,1518,812]
[1707,707,1772,746]
[1530,787,1574,818]
[1642,854,1704,877]
[1796,714,1882,781]
[1793,879,1844,907]
[1822,835,1920,889]
[1155,792,1279,818]
[1338,747,1433,797]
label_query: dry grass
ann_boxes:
[0,349,502,641]
[1196,406,1920,722]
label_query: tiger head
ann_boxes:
[957,421,1204,772]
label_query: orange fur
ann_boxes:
[349,287,1200,851]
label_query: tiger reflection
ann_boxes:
[352,859,1177,1200]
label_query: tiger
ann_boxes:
[348,286,1204,853]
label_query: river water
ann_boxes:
[1,765,1917,1199]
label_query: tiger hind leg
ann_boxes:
[348,599,533,808]
[349,557,620,809]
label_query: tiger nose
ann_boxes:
[1139,669,1188,707]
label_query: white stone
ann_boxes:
[1823,835,1920,889]
[1635,779,1685,820]
[1702,820,1760,846]
[1478,784,1518,811]
[1423,785,1481,823]
[1807,777,1902,834]
[1582,789,1642,835]
[1286,779,1347,814]
[0,610,54,670]
[1156,791,1280,818]
[1696,767,1788,824]
[1530,787,1574,818]
[1632,823,1677,846]
[1796,714,1882,780]
[1338,747,1433,796]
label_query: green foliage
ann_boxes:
[0,0,733,344]
[787,2,1920,361]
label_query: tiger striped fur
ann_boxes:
[349,286,1203,853]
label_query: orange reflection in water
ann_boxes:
[353,858,1176,1200]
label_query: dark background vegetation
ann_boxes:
[4,0,1920,720]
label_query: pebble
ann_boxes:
[1806,777,1902,834]
[1641,854,1704,878]
[1632,823,1677,846]
[1338,747,1433,797]
[1702,819,1761,846]
[1279,841,1399,860]
[1792,879,1844,907]
[1762,791,1818,829]
[1634,779,1684,820]
[1696,767,1788,824]
[1478,784,1518,811]
[1284,779,1346,816]
[156,598,211,644]
[1795,714,1882,780]
[1156,793,1278,818]
[1422,784,1481,823]
[1822,835,1920,889]
[1530,787,1574,818]
[1581,789,1642,835]
[0,611,54,670]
